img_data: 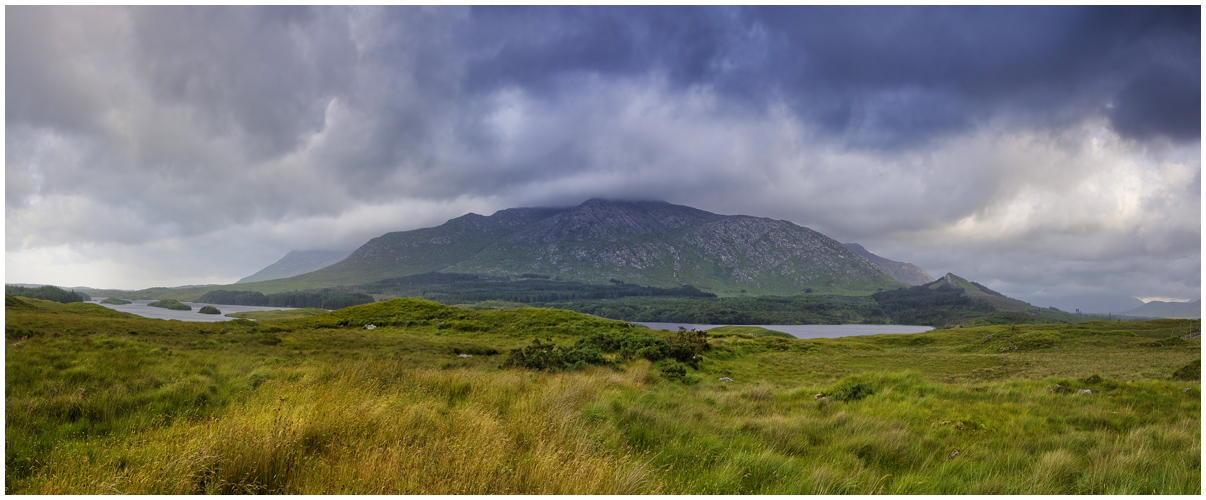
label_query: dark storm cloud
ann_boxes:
[460,5,1199,147]
[465,7,725,92]
[5,6,1199,296]
[1110,62,1202,142]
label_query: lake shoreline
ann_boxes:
[91,298,300,322]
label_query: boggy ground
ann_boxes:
[4,295,1200,494]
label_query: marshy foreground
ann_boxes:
[5,295,1200,494]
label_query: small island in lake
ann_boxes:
[100,297,131,305]
[197,305,221,315]
[147,299,191,311]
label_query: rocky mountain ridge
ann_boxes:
[260,199,906,295]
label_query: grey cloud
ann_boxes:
[5,6,1199,300]
[457,6,1200,148]
[1110,63,1201,142]
[128,6,357,162]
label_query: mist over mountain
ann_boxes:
[842,243,934,286]
[236,250,352,284]
[265,199,905,295]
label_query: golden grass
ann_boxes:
[16,361,665,494]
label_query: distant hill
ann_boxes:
[842,243,934,286]
[234,199,906,296]
[871,273,1083,326]
[236,250,352,284]
[1126,299,1201,319]
[923,273,1034,311]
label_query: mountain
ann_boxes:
[842,243,934,286]
[870,272,1083,326]
[1126,299,1201,319]
[288,207,569,289]
[251,199,905,296]
[237,250,353,284]
[924,273,1034,311]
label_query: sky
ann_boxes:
[5,6,1201,310]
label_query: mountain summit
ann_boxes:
[256,199,907,295]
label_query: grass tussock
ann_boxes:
[14,363,663,494]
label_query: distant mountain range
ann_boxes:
[243,199,912,296]
[236,250,352,283]
[1126,299,1201,319]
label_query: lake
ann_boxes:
[91,298,301,322]
[635,322,933,339]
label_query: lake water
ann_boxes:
[635,322,933,339]
[91,298,301,322]
[88,298,933,336]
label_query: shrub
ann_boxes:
[1141,336,1189,348]
[827,379,875,402]
[1172,359,1200,381]
[619,333,670,361]
[503,337,618,372]
[562,344,611,371]
[503,338,569,371]
[452,345,500,356]
[655,359,687,381]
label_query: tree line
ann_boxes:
[198,290,374,310]
[5,285,90,304]
[360,272,716,303]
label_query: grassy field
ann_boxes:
[5,295,1200,494]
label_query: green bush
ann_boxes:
[452,345,500,356]
[656,359,687,381]
[827,379,875,402]
[1172,359,1200,380]
[502,335,635,372]
[1142,336,1189,348]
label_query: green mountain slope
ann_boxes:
[446,199,903,295]
[129,200,907,298]
[925,273,1034,311]
[871,273,1083,326]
